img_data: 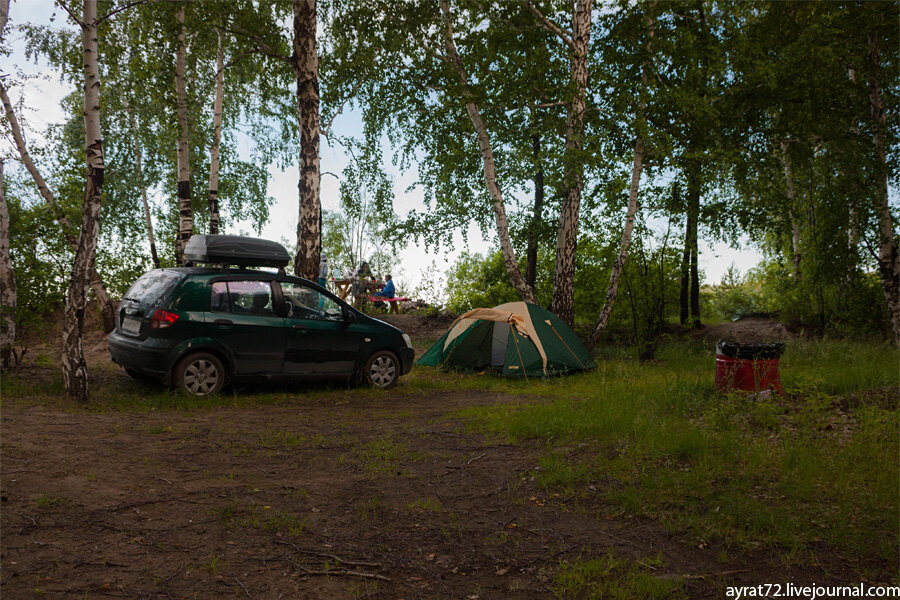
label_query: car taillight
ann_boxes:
[150,309,180,329]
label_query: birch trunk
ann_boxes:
[63,0,105,402]
[174,4,192,263]
[587,7,653,349]
[0,82,115,332]
[779,141,801,281]
[867,31,900,344]
[292,0,321,279]
[550,0,592,326]
[440,0,533,302]
[0,159,16,369]
[525,132,544,290]
[588,137,644,349]
[126,105,160,268]
[208,29,224,235]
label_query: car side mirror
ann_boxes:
[345,310,357,324]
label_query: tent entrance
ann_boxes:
[490,322,510,366]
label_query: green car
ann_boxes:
[108,236,414,395]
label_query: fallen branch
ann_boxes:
[297,567,391,582]
[234,577,252,598]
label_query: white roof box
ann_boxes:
[184,235,291,268]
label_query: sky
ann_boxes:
[4,0,764,300]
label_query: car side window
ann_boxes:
[280,281,343,321]
[212,280,274,315]
[210,282,230,312]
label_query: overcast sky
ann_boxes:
[4,0,764,298]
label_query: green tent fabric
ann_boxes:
[417,302,595,378]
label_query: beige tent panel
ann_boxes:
[443,302,548,372]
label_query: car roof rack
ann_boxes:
[184,234,291,269]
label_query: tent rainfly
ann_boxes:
[416,302,595,378]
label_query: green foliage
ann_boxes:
[708,264,767,321]
[446,251,519,313]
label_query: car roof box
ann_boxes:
[184,235,291,268]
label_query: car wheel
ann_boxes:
[175,352,225,396]
[363,350,399,389]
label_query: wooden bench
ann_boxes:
[368,295,410,314]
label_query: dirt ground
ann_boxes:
[1,311,873,599]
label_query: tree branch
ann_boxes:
[96,0,151,25]
[519,0,573,49]
[223,24,292,67]
[322,76,366,139]
[55,0,85,28]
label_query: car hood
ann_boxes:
[362,314,405,335]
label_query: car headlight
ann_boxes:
[402,333,413,349]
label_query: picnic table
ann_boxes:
[330,277,384,306]
[330,277,354,301]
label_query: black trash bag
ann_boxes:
[716,340,785,360]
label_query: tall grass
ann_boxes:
[456,339,899,569]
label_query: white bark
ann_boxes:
[63,0,105,402]
[779,141,801,281]
[440,0,534,303]
[0,81,115,332]
[208,29,224,235]
[521,0,591,325]
[867,31,900,344]
[587,6,653,349]
[0,159,16,369]
[175,4,192,263]
[292,0,321,279]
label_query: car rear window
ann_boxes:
[123,270,183,305]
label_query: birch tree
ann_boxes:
[587,3,656,349]
[521,0,593,326]
[292,0,321,279]
[0,159,15,369]
[59,0,106,402]
[0,83,116,332]
[207,29,224,234]
[174,3,192,263]
[438,0,533,302]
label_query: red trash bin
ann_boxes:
[715,340,785,394]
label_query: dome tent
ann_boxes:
[416,302,595,378]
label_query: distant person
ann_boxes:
[318,255,329,288]
[352,260,372,308]
[374,274,396,311]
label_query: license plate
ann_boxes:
[121,316,142,335]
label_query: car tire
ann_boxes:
[362,350,400,389]
[174,352,226,396]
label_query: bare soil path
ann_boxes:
[2,383,746,600]
[2,314,866,598]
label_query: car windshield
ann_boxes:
[123,270,182,305]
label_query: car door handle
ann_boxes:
[292,323,307,331]
[214,319,233,328]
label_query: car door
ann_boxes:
[278,280,361,375]
[206,279,286,375]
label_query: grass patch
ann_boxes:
[355,437,403,475]
[218,502,307,537]
[550,552,684,599]
[457,339,899,569]
[407,497,441,511]
[35,494,68,508]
